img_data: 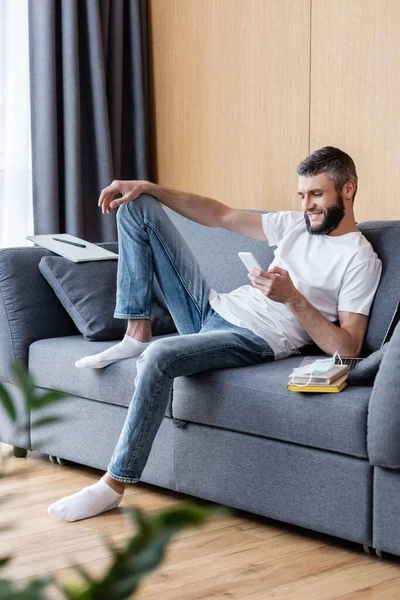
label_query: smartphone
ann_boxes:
[238,252,262,273]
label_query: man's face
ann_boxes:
[298,173,345,235]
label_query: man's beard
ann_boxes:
[304,194,345,235]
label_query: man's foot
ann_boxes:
[75,335,151,369]
[48,478,124,522]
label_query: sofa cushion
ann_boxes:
[29,337,370,459]
[347,343,389,386]
[28,335,176,413]
[38,255,176,341]
[172,355,371,459]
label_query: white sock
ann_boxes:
[48,478,123,522]
[75,335,151,369]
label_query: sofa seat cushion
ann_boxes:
[29,337,371,459]
[29,335,176,409]
[172,355,371,459]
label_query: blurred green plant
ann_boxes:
[0,363,229,599]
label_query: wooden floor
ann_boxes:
[1,444,400,599]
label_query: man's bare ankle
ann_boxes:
[126,319,152,343]
[103,473,126,494]
[126,333,152,343]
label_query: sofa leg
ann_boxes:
[363,545,385,558]
[49,455,69,466]
[13,447,27,458]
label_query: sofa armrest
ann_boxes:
[0,247,78,383]
[367,319,400,468]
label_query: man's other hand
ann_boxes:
[98,180,151,214]
[247,266,300,305]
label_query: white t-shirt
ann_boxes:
[209,211,382,360]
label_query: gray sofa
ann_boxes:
[1,207,400,558]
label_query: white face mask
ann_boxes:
[291,351,342,386]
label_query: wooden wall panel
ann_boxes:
[148,0,310,211]
[310,0,400,221]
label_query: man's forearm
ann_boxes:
[287,293,357,356]
[144,182,228,228]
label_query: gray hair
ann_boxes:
[297,146,358,202]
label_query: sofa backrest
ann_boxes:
[165,208,400,356]
[164,208,275,292]
[357,220,400,354]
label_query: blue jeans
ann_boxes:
[107,194,274,483]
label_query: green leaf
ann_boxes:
[32,416,62,428]
[101,534,119,559]
[0,579,15,595]
[30,390,67,410]
[71,564,95,586]
[148,503,229,533]
[8,363,66,414]
[0,576,53,599]
[0,384,16,422]
[55,581,81,600]
[11,362,35,401]
[78,502,230,600]
[20,576,54,596]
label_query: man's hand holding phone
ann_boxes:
[238,252,300,305]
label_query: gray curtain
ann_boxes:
[28,0,150,242]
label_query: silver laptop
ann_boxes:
[27,234,118,263]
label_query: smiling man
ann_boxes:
[48,146,382,522]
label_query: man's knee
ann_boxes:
[137,337,180,376]
[116,194,160,224]
[134,193,160,213]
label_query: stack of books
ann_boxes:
[287,358,350,393]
